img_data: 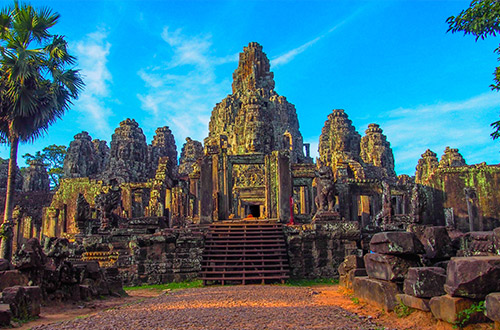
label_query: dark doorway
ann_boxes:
[249,205,260,218]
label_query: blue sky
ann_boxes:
[1,0,500,175]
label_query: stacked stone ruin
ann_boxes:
[341,227,500,327]
[0,238,124,326]
[0,42,499,327]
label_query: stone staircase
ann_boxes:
[200,220,290,285]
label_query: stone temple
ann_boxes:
[1,42,500,327]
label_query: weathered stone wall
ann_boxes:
[0,191,54,252]
[284,222,359,279]
[424,164,500,231]
[42,178,104,238]
[80,227,205,286]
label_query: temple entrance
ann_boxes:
[249,205,260,218]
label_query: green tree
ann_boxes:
[447,0,500,139]
[23,144,67,189]
[0,1,83,261]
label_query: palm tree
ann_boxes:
[0,1,84,260]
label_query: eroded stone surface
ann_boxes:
[364,253,420,282]
[403,267,446,298]
[396,293,430,312]
[178,137,203,177]
[486,292,500,322]
[415,149,439,184]
[22,160,50,192]
[444,256,500,299]
[360,123,396,179]
[439,147,466,168]
[150,126,178,178]
[206,42,309,164]
[370,232,424,255]
[353,277,400,311]
[63,132,109,179]
[103,119,149,183]
[429,294,485,324]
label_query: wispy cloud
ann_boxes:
[271,7,366,67]
[137,27,236,145]
[372,92,500,175]
[72,30,113,135]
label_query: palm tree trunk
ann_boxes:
[0,136,19,261]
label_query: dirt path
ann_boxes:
[15,285,494,330]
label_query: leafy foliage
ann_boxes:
[23,144,66,189]
[447,0,500,139]
[394,301,414,318]
[0,1,83,261]
[453,300,486,328]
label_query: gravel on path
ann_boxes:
[31,285,383,330]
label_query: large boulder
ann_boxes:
[1,286,41,319]
[444,256,500,299]
[403,267,446,298]
[352,277,400,311]
[370,232,424,255]
[485,292,500,323]
[364,253,420,282]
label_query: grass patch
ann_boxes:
[124,280,203,291]
[351,297,360,305]
[284,278,339,286]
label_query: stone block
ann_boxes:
[0,259,12,271]
[486,293,500,322]
[396,293,430,312]
[370,232,424,255]
[0,304,11,327]
[430,294,487,325]
[458,231,496,257]
[352,277,400,311]
[338,255,364,276]
[445,256,500,299]
[2,286,41,319]
[364,253,420,282]
[420,226,455,260]
[403,267,446,298]
[0,270,28,291]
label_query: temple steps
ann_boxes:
[200,220,290,285]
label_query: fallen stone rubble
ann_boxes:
[343,225,500,328]
[0,238,124,327]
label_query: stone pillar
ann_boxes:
[277,152,292,223]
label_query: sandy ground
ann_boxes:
[12,285,496,330]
